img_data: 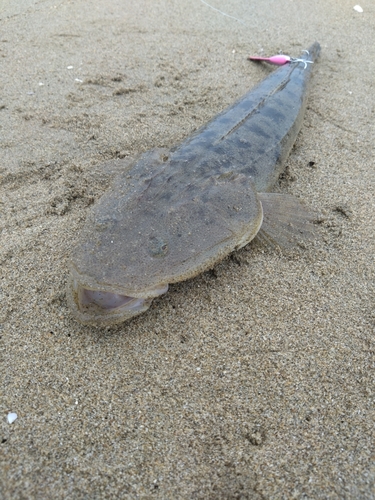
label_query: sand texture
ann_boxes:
[1,0,374,498]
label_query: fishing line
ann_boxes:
[198,0,247,27]
[197,0,264,52]
[197,0,309,61]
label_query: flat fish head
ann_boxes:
[67,169,262,326]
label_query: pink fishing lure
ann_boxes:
[248,54,291,65]
[248,51,313,69]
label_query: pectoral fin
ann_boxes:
[257,193,316,249]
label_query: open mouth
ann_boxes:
[79,288,147,312]
[77,283,168,314]
[68,271,169,325]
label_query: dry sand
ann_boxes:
[1,0,374,498]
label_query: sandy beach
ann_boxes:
[1,0,374,498]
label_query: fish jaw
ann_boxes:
[67,267,168,326]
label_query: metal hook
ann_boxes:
[289,57,313,69]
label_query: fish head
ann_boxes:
[67,168,262,326]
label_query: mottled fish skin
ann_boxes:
[169,42,321,193]
[68,42,321,326]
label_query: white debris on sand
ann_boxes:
[7,413,17,424]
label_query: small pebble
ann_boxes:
[353,5,363,13]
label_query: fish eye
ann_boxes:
[148,236,169,258]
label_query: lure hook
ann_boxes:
[289,57,313,69]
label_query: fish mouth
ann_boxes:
[67,270,168,326]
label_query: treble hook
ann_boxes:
[289,57,313,69]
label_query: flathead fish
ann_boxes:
[68,42,321,326]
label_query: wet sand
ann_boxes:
[1,0,374,498]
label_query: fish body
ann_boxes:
[68,42,321,326]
